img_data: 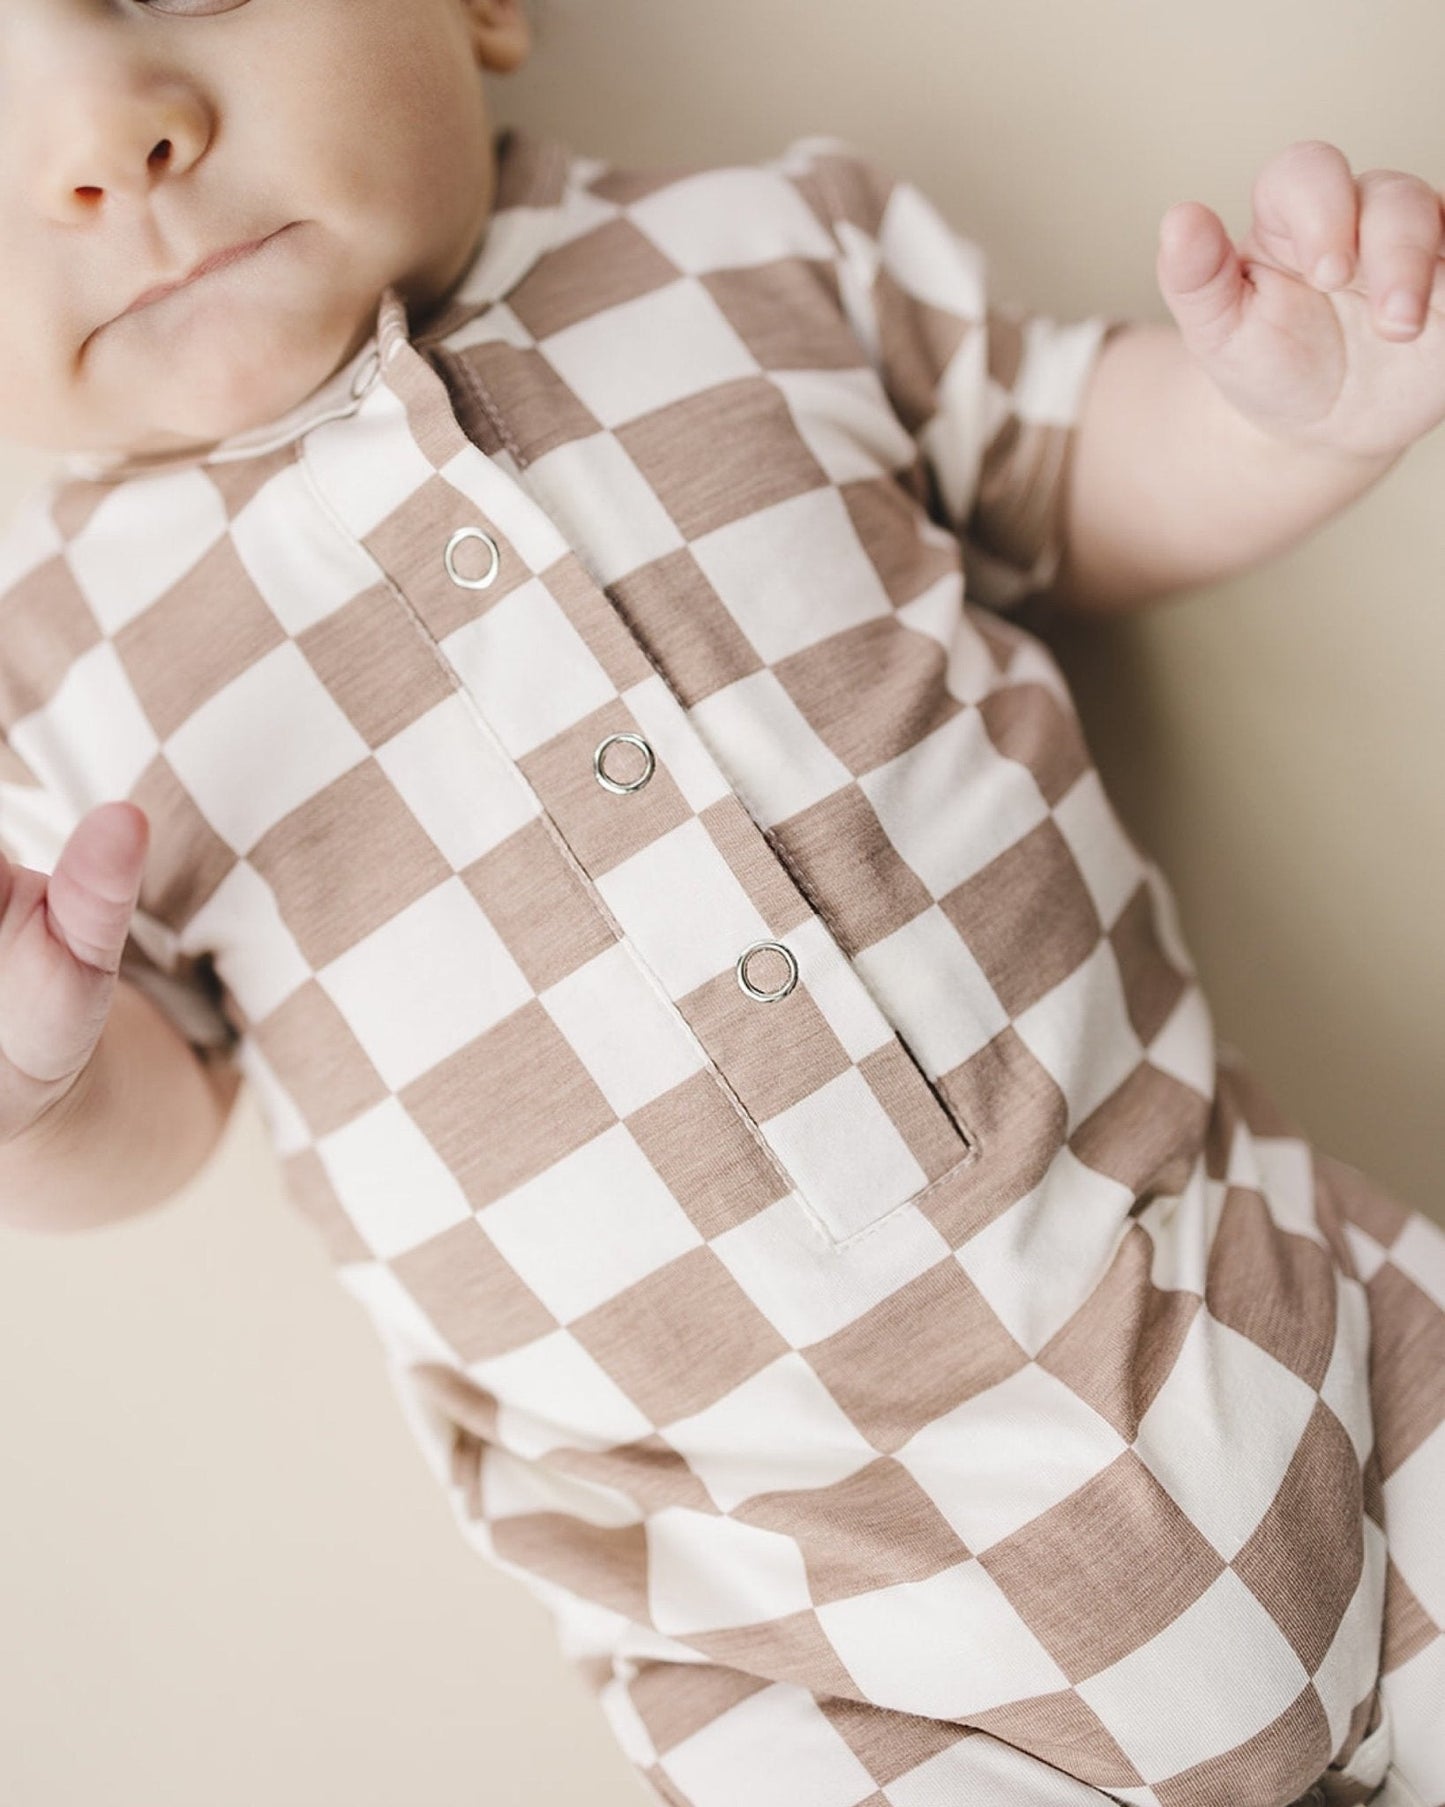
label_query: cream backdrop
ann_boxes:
[1,3,1441,1802]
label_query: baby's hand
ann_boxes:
[0,804,149,1146]
[1156,139,1445,462]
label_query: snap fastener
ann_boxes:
[349,348,381,401]
[444,526,501,591]
[736,940,799,1003]
[593,732,656,795]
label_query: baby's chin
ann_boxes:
[114,381,324,460]
[82,298,376,461]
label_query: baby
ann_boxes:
[0,3,1441,1804]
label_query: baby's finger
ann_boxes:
[1354,168,1445,338]
[1250,139,1358,290]
[45,802,149,973]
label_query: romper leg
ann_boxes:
[612,1668,1138,1807]
[1318,1154,1445,1807]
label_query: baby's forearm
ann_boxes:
[0,978,236,1236]
[1043,322,1404,616]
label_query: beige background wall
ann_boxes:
[1,3,1441,1802]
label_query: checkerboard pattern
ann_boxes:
[1,127,1440,1806]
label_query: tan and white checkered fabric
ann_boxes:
[1,128,1441,1807]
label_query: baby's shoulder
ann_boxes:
[569,133,899,262]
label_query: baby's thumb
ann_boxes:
[45,802,150,975]
[1156,200,1247,358]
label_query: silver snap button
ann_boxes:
[593,732,656,795]
[736,940,799,1003]
[444,526,501,591]
[350,348,381,401]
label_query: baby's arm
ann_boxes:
[0,975,237,1236]
[1046,139,1441,617]
[1044,318,1400,616]
[0,803,239,1237]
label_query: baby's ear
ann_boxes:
[464,0,534,75]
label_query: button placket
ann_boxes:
[736,941,799,1003]
[318,330,980,1248]
[349,347,382,402]
[444,526,502,592]
[593,732,656,796]
[593,736,799,1003]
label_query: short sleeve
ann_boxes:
[0,717,239,1074]
[797,140,1130,614]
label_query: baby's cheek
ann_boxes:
[0,340,80,455]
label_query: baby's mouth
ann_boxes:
[118,228,288,319]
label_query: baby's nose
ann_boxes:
[17,63,210,226]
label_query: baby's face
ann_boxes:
[0,0,530,460]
